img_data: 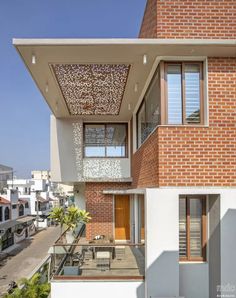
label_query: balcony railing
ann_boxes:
[50,240,145,281]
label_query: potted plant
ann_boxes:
[49,206,91,243]
[64,206,91,243]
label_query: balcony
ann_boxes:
[51,240,145,281]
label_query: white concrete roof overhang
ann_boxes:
[13,38,236,121]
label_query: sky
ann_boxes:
[0,0,146,178]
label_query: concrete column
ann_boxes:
[145,188,179,298]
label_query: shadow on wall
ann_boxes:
[220,208,236,298]
[137,250,179,298]
[135,202,236,298]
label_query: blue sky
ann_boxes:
[0,0,146,178]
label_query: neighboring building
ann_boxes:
[0,164,13,192]
[13,1,236,298]
[0,190,35,251]
[31,170,51,180]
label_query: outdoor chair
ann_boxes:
[96,251,110,270]
[115,246,125,260]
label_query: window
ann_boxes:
[25,202,29,208]
[4,207,10,221]
[19,204,24,216]
[179,195,207,261]
[0,206,2,222]
[12,204,17,209]
[165,62,203,125]
[84,123,127,157]
[137,66,161,147]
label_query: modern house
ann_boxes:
[0,164,13,192]
[13,0,236,297]
[0,190,34,251]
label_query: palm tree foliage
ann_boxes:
[49,206,91,235]
[3,273,50,298]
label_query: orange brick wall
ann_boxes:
[139,0,236,39]
[139,0,157,38]
[132,58,236,188]
[132,128,159,188]
[85,182,131,239]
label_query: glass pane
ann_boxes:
[190,198,202,257]
[106,124,127,157]
[167,64,182,124]
[179,198,187,257]
[84,124,106,157]
[185,64,201,123]
[137,103,146,147]
[145,71,161,136]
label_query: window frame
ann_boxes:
[164,61,204,125]
[136,66,161,148]
[83,123,128,158]
[179,195,207,262]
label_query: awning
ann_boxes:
[0,216,35,231]
[37,196,48,202]
[17,216,35,224]
[13,38,236,120]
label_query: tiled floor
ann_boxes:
[62,242,145,277]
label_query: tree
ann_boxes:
[64,206,91,233]
[49,206,91,236]
[3,273,50,298]
[48,206,65,236]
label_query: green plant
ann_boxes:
[64,206,91,232]
[3,273,50,298]
[49,206,91,236]
[48,206,65,235]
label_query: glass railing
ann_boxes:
[50,241,145,280]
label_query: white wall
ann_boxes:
[51,281,144,298]
[220,192,236,298]
[145,188,179,298]
[179,263,209,298]
[50,115,131,183]
[144,188,236,298]
[74,183,85,209]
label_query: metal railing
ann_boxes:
[50,241,145,281]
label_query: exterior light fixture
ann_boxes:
[134,83,138,93]
[55,101,58,112]
[143,54,147,65]
[128,103,131,111]
[45,83,49,93]
[32,54,36,64]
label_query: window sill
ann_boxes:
[179,261,207,264]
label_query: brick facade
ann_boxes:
[132,58,236,188]
[85,182,131,239]
[140,0,236,39]
[132,128,159,188]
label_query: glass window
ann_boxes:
[166,62,202,125]
[19,204,24,216]
[179,195,206,261]
[84,124,127,157]
[0,206,2,222]
[185,64,201,124]
[137,67,161,147]
[167,64,182,124]
[4,207,10,221]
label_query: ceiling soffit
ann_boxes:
[51,63,130,116]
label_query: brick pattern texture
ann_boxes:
[85,182,131,239]
[139,0,236,39]
[132,58,236,188]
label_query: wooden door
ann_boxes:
[115,195,130,240]
[140,196,145,240]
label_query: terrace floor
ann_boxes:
[60,238,145,278]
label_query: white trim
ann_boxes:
[13,38,236,46]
